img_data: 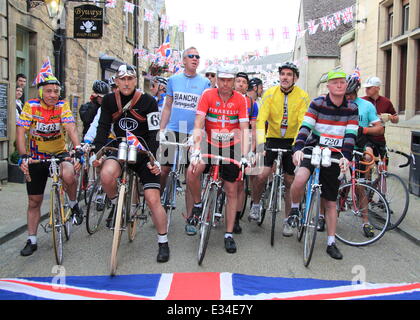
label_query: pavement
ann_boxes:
[0,174,419,247]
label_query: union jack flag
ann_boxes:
[351,67,361,81]
[0,273,419,300]
[126,131,146,151]
[156,35,172,58]
[32,58,54,86]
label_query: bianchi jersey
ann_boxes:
[17,99,75,159]
[166,73,211,134]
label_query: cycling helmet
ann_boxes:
[235,72,249,83]
[346,75,361,94]
[37,75,61,88]
[153,76,168,87]
[278,62,300,78]
[92,80,110,95]
[248,78,263,89]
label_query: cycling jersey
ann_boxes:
[293,94,359,161]
[156,92,166,114]
[256,85,310,145]
[355,97,380,128]
[166,73,211,134]
[17,99,75,159]
[196,88,249,148]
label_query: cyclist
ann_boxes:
[150,76,168,114]
[187,65,250,254]
[107,76,118,93]
[362,76,399,159]
[250,62,310,237]
[233,72,259,234]
[79,80,110,136]
[290,70,359,260]
[159,47,211,236]
[92,64,170,263]
[16,75,84,257]
[205,66,217,88]
[345,74,384,238]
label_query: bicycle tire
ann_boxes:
[86,178,108,235]
[198,185,216,265]
[163,174,175,232]
[127,175,141,242]
[297,191,307,242]
[270,176,280,247]
[239,176,249,219]
[62,191,71,241]
[110,184,126,276]
[256,182,270,226]
[303,187,320,267]
[336,182,390,246]
[373,172,409,230]
[51,187,64,265]
[84,163,96,206]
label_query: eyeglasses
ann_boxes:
[187,54,200,59]
[206,73,216,78]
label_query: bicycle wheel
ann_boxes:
[127,175,141,242]
[163,174,175,232]
[270,176,280,246]
[239,176,249,219]
[84,163,97,206]
[62,191,72,241]
[256,182,269,227]
[51,187,64,265]
[198,185,216,265]
[336,182,390,246]
[303,187,320,267]
[86,178,108,235]
[110,184,126,276]
[373,172,409,230]
[297,190,307,242]
[76,163,86,204]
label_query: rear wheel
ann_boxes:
[86,178,109,235]
[270,176,280,246]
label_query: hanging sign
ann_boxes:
[74,5,103,39]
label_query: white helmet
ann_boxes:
[217,65,237,79]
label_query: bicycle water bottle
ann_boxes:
[311,146,321,167]
[128,145,137,164]
[321,147,332,167]
[118,139,128,162]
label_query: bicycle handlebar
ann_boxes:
[264,147,292,154]
[160,141,192,148]
[200,154,244,181]
[387,148,412,168]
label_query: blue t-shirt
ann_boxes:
[156,93,166,114]
[354,97,380,128]
[166,73,211,134]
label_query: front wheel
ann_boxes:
[110,185,126,276]
[86,178,109,235]
[51,187,64,265]
[336,182,390,246]
[198,185,216,265]
[303,188,320,267]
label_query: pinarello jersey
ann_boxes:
[17,99,75,159]
[197,88,249,148]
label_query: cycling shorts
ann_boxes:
[202,144,241,183]
[264,138,295,176]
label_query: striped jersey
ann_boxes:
[17,99,75,159]
[197,88,249,147]
[293,94,359,161]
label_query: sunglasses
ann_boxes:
[206,73,216,78]
[187,54,200,59]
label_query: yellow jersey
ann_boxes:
[256,85,310,145]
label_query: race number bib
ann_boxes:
[211,131,235,142]
[147,112,160,130]
[319,133,344,148]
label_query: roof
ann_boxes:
[301,0,356,57]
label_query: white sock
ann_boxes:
[291,203,300,209]
[224,233,233,239]
[28,235,37,245]
[327,236,335,246]
[252,202,260,208]
[158,233,168,244]
[111,197,118,205]
[194,202,202,208]
[68,200,77,209]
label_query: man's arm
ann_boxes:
[365,121,385,136]
[160,95,173,130]
[16,126,28,156]
[240,121,250,157]
[192,114,206,151]
[63,122,81,148]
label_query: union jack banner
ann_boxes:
[32,57,54,86]
[351,67,361,81]
[123,1,135,14]
[307,20,319,35]
[105,0,117,8]
[144,8,154,22]
[126,131,146,151]
[0,273,419,300]
[342,6,354,24]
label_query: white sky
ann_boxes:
[165,0,301,71]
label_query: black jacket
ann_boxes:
[79,100,101,136]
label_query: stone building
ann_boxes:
[339,0,420,181]
[0,0,184,178]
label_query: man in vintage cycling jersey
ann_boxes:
[159,47,211,236]
[16,75,83,257]
[250,62,310,237]
[93,64,169,263]
[187,66,250,254]
[290,70,359,260]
